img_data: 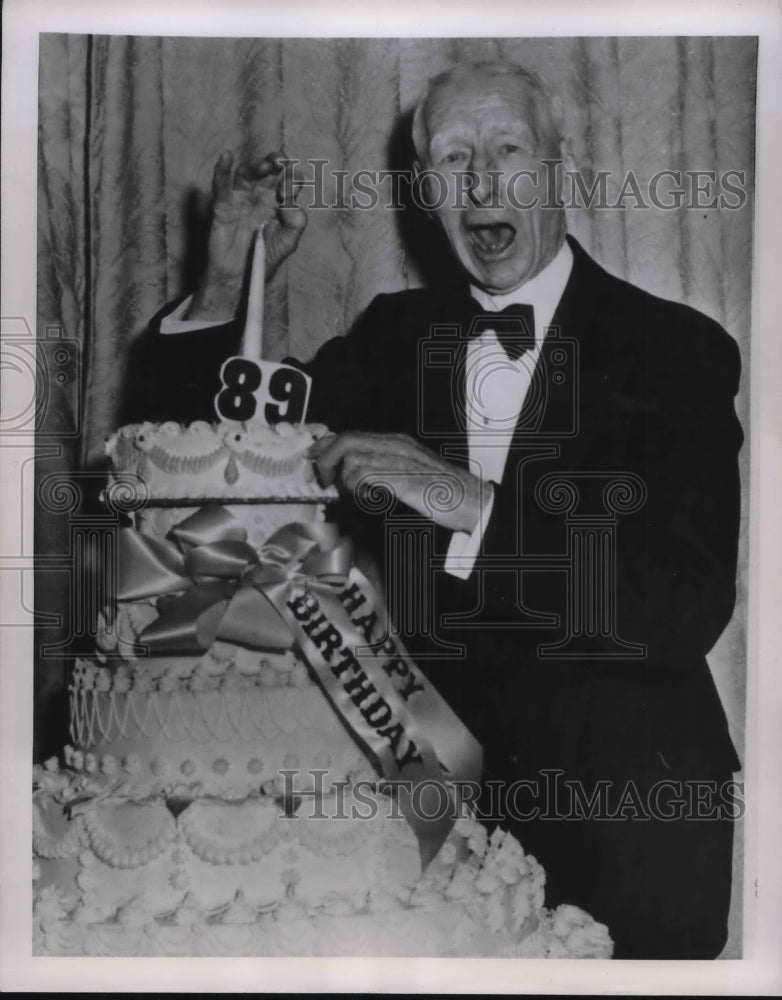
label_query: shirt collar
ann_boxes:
[469,239,573,340]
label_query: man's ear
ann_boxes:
[548,90,578,174]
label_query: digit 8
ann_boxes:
[216,358,262,421]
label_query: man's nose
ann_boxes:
[467,154,499,206]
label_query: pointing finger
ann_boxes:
[307,433,337,458]
[212,150,235,202]
[309,433,376,486]
[309,435,350,486]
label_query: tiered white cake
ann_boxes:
[32,420,612,958]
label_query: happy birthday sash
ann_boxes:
[115,506,482,868]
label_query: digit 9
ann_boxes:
[265,366,309,424]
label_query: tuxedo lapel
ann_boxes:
[417,288,475,469]
[512,237,627,464]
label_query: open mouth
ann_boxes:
[468,223,516,256]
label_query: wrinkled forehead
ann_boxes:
[420,69,559,153]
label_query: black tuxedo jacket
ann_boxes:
[122,236,743,785]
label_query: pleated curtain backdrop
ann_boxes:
[38,35,756,457]
[36,34,756,954]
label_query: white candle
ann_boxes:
[241,226,265,359]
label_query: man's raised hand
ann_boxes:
[185,151,307,321]
[309,432,492,534]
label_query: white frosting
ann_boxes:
[33,907,612,958]
[33,790,613,957]
[66,680,370,799]
[105,421,338,502]
[32,421,615,958]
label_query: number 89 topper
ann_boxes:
[213,227,312,426]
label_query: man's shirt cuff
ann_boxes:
[443,484,495,580]
[159,295,235,334]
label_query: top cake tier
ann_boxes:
[106,421,340,503]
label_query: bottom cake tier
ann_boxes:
[33,648,612,957]
[33,771,611,958]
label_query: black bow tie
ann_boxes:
[468,302,535,360]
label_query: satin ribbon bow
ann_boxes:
[117,505,351,655]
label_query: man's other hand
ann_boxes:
[309,432,490,533]
[185,150,307,321]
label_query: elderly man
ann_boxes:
[123,62,743,959]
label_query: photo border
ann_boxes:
[2,0,781,993]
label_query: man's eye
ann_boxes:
[442,151,468,165]
[500,143,522,155]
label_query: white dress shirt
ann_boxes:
[160,241,574,580]
[443,241,573,579]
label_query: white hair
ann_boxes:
[411,61,563,164]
